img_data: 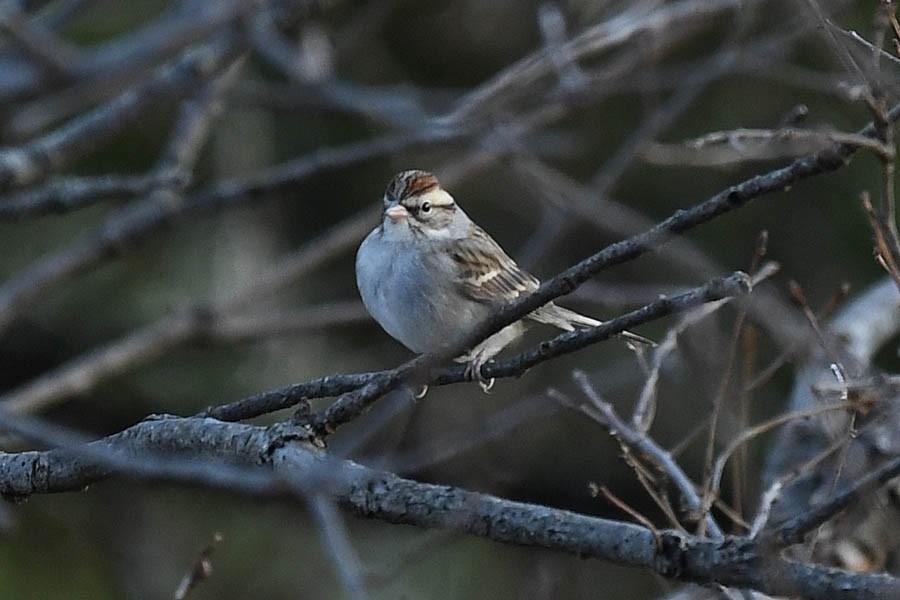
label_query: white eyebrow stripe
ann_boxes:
[419,188,455,207]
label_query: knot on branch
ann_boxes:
[815,146,850,170]
[655,531,689,578]
[712,271,752,297]
[262,421,318,461]
[678,535,760,587]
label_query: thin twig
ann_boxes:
[309,495,369,600]
[643,127,894,166]
[772,452,900,547]
[598,485,662,549]
[632,261,779,432]
[750,433,852,538]
[0,33,242,192]
[173,533,223,600]
[788,280,848,382]
[0,173,172,220]
[0,208,375,414]
[701,402,853,527]
[698,290,749,537]
[863,188,900,294]
[742,281,851,394]
[559,372,724,538]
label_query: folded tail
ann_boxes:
[532,302,656,347]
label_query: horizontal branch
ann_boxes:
[0,414,896,600]
[347,472,900,600]
[0,173,170,220]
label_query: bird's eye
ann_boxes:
[420,201,432,213]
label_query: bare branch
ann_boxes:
[309,495,369,600]
[862,192,900,293]
[643,127,894,167]
[309,272,751,435]
[0,206,375,414]
[554,372,723,539]
[0,172,168,220]
[0,0,85,79]
[0,413,897,600]
[0,33,242,192]
[448,0,745,121]
[771,452,900,548]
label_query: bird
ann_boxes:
[355,169,651,390]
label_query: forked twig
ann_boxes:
[553,372,724,539]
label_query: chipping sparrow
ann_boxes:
[355,170,651,388]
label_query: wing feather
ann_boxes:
[445,225,539,305]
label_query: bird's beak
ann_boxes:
[385,205,408,222]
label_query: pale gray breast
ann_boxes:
[356,230,491,353]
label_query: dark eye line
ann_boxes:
[412,202,453,214]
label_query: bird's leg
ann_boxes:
[463,350,495,393]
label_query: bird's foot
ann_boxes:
[463,353,495,393]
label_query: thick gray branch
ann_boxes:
[0,415,898,599]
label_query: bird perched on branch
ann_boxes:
[355,169,651,390]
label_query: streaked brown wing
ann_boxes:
[446,225,539,305]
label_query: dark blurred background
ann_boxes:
[0,0,896,598]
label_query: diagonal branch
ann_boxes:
[304,272,751,433]
[0,207,376,414]
[552,372,724,539]
[0,61,242,335]
[0,33,242,193]
[299,102,900,433]
[0,125,466,336]
[770,453,900,547]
